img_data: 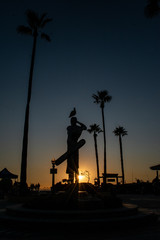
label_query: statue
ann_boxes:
[55,112,86,183]
[66,117,86,183]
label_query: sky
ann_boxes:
[0,0,160,188]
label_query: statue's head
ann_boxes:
[71,117,77,126]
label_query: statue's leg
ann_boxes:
[75,170,79,183]
[74,171,79,196]
[74,150,79,184]
[69,173,74,183]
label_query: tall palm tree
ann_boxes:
[113,126,127,185]
[92,90,112,186]
[144,0,160,18]
[88,124,102,187]
[17,10,52,190]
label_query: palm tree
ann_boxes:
[88,124,102,186]
[144,0,160,18]
[113,126,127,185]
[17,10,52,190]
[92,90,112,186]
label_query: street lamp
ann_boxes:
[50,158,57,191]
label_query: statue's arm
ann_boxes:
[77,121,87,130]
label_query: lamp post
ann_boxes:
[50,159,57,191]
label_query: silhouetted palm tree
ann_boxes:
[92,90,112,186]
[113,126,127,185]
[88,124,102,186]
[17,10,52,190]
[144,0,160,18]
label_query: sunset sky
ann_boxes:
[0,0,160,188]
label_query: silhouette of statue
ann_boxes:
[55,115,86,184]
[66,117,86,183]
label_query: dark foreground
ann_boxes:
[0,193,160,240]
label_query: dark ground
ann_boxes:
[0,194,160,239]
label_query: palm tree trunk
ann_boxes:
[94,133,100,186]
[101,107,107,185]
[119,135,125,185]
[20,31,37,189]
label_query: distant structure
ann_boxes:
[0,168,18,179]
[150,164,160,179]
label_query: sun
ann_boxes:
[78,175,84,182]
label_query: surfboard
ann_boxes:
[55,139,86,166]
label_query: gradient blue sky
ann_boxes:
[0,0,160,188]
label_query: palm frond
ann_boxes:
[41,33,51,41]
[104,95,112,102]
[98,129,103,133]
[17,25,32,35]
[144,0,160,18]
[41,18,53,28]
[92,94,100,104]
[98,90,108,100]
[113,126,128,137]
[39,13,47,25]
[88,124,102,134]
[87,128,93,134]
[18,10,52,42]
[93,90,112,108]
[25,9,39,29]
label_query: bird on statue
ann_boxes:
[69,107,76,118]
